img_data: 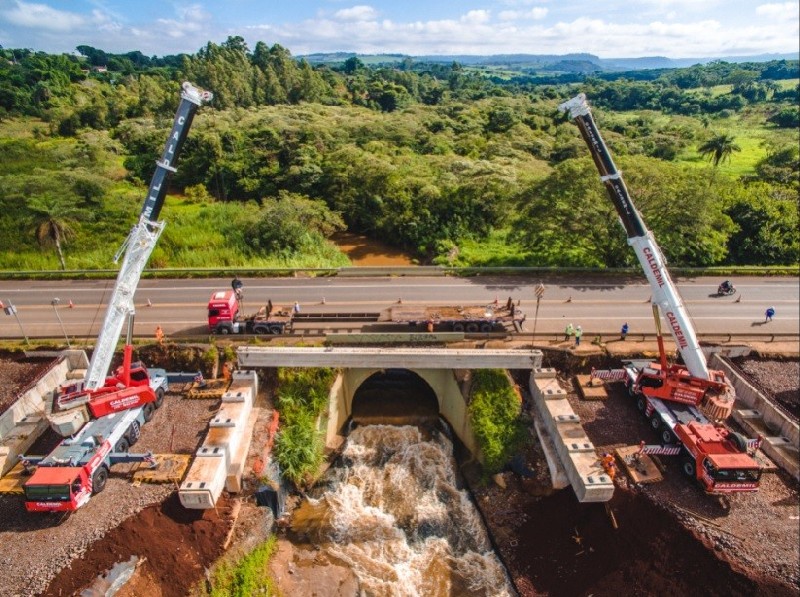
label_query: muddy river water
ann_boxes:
[288,425,513,596]
[331,232,415,266]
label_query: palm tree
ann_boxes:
[26,195,84,270]
[698,133,741,168]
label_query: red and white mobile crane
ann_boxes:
[22,82,213,511]
[51,81,213,435]
[559,93,761,494]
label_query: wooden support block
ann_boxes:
[132,454,191,484]
[0,462,27,494]
[574,375,609,401]
[615,445,663,484]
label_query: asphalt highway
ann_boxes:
[0,274,797,341]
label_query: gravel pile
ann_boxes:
[732,357,800,418]
[0,387,218,597]
[0,356,54,415]
[0,482,173,597]
[563,371,800,590]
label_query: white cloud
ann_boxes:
[499,8,548,21]
[1,0,84,31]
[0,1,796,59]
[756,2,798,20]
[334,5,378,21]
[462,10,491,24]
[498,0,544,5]
[155,4,211,39]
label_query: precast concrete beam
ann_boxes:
[237,346,542,370]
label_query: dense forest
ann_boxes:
[0,39,797,270]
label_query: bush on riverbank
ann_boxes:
[209,535,278,597]
[273,367,336,486]
[469,369,528,475]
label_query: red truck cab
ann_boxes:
[675,421,761,493]
[23,466,92,512]
[208,290,239,333]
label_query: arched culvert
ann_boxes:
[351,369,439,426]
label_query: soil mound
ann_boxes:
[512,487,794,597]
[42,493,234,597]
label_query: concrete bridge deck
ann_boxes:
[237,346,542,369]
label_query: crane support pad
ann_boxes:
[0,462,28,494]
[615,446,663,484]
[131,454,191,484]
[574,375,609,400]
[185,379,231,399]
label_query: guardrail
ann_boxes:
[3,331,797,345]
[0,264,797,280]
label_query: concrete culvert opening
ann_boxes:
[351,369,439,426]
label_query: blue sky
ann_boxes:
[0,0,797,59]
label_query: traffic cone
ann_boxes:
[735,295,741,303]
[68,300,74,308]
[566,296,572,303]
[146,298,152,307]
[397,297,402,304]
[494,296,499,305]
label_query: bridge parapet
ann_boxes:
[238,346,542,370]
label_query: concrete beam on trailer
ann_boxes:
[237,346,543,370]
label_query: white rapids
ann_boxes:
[290,425,514,597]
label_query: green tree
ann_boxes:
[26,195,86,269]
[512,157,733,267]
[697,133,741,167]
[245,191,344,255]
[725,183,799,265]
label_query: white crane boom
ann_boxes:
[557,93,710,380]
[83,82,212,390]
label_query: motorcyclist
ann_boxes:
[719,280,733,294]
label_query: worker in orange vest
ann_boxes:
[600,452,617,480]
[155,325,164,345]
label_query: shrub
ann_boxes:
[469,369,527,475]
[273,367,336,486]
[210,535,278,597]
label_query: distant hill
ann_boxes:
[301,51,799,72]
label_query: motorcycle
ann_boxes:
[717,283,736,296]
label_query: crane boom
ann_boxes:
[83,82,212,390]
[557,93,710,380]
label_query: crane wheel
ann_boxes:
[730,432,748,453]
[115,438,130,453]
[480,323,493,333]
[649,414,661,431]
[452,323,465,332]
[269,325,283,335]
[681,458,696,478]
[661,428,675,444]
[466,323,479,333]
[155,388,165,409]
[143,402,155,422]
[126,421,141,446]
[92,466,109,494]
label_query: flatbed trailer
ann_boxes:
[378,301,525,333]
